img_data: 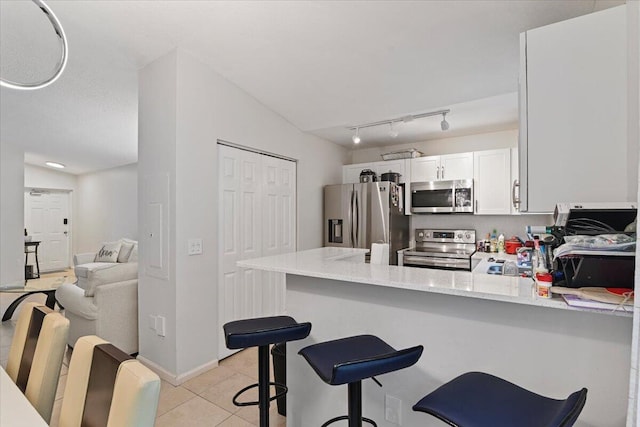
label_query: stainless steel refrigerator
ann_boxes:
[324,182,409,265]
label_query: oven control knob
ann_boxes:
[457,233,463,240]
[465,233,471,240]
[418,232,424,238]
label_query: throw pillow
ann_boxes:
[118,239,136,263]
[128,244,138,262]
[94,241,122,263]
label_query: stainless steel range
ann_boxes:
[398,229,476,271]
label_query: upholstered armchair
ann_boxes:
[56,279,139,354]
[56,238,139,354]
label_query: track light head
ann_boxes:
[352,128,361,144]
[389,122,399,138]
[440,113,450,131]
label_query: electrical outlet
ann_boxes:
[385,394,402,425]
[188,238,203,255]
[155,316,166,337]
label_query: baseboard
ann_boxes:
[136,355,219,386]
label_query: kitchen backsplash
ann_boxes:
[409,214,553,243]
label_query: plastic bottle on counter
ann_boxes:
[532,237,548,274]
[490,229,497,253]
[497,233,505,254]
[535,272,553,298]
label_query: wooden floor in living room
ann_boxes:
[0,270,285,427]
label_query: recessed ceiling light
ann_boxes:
[45,161,65,169]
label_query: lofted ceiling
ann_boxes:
[0,0,624,175]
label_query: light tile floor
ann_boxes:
[0,271,286,427]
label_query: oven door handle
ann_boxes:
[403,256,469,267]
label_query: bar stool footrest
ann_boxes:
[232,382,287,407]
[320,415,377,427]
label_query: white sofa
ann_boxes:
[73,241,138,295]
[55,240,139,354]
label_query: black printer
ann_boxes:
[552,202,637,289]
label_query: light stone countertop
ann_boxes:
[238,247,632,317]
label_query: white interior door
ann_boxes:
[218,145,296,359]
[24,190,71,272]
[262,156,296,315]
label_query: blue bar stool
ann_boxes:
[299,334,423,427]
[224,315,311,427]
[413,371,588,427]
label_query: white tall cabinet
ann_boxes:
[218,145,295,358]
[519,6,627,212]
[473,149,512,215]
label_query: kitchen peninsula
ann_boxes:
[238,247,632,427]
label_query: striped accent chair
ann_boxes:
[5,302,69,423]
[58,335,160,427]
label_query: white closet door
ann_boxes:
[262,156,296,315]
[218,146,262,358]
[24,191,70,272]
[218,145,296,359]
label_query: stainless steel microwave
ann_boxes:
[410,180,474,213]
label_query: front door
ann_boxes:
[24,190,71,272]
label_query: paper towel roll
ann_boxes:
[371,243,389,265]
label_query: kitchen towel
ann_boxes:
[371,243,389,265]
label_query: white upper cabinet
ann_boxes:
[511,148,520,214]
[342,159,411,215]
[342,160,409,184]
[473,149,512,215]
[410,156,439,182]
[343,164,368,184]
[410,153,473,182]
[519,6,627,212]
[440,153,473,181]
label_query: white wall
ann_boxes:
[138,49,348,379]
[138,50,179,374]
[1,143,25,284]
[75,163,138,252]
[24,164,78,191]
[350,129,518,164]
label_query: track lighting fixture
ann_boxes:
[352,128,361,144]
[348,109,450,144]
[389,122,399,138]
[440,112,450,131]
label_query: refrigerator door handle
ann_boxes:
[350,190,355,247]
[354,191,360,247]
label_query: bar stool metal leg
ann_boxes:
[224,316,312,427]
[258,345,270,427]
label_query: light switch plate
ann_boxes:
[188,238,203,255]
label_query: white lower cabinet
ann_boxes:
[473,148,512,215]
